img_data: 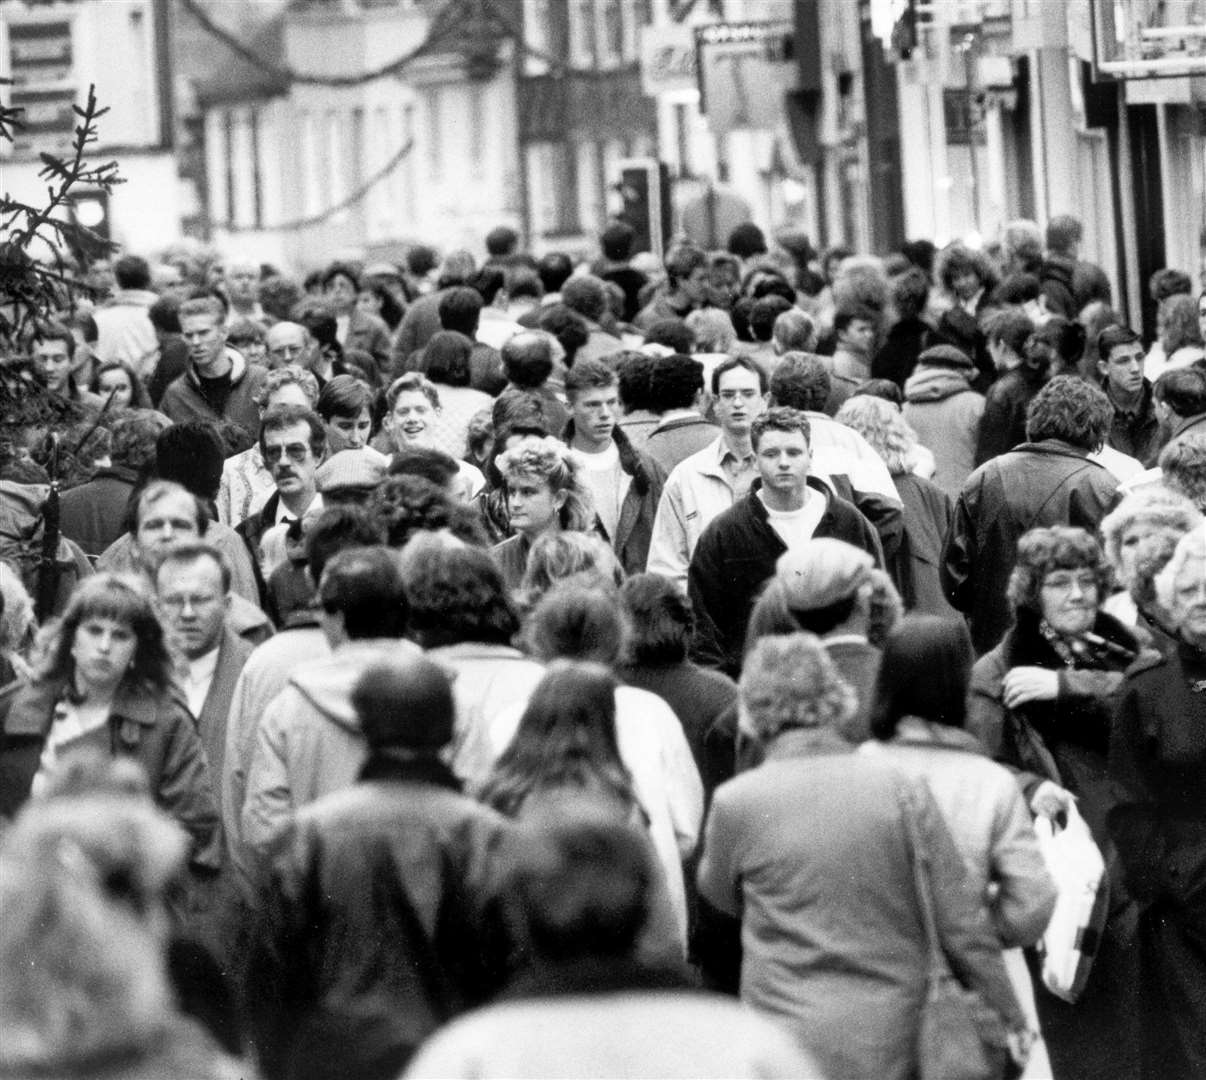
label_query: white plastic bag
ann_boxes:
[1034,803,1108,1003]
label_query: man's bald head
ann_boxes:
[266,320,313,368]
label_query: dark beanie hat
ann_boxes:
[155,421,225,501]
[352,657,455,751]
[916,343,975,371]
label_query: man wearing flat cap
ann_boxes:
[688,406,883,677]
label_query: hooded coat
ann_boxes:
[902,365,985,498]
[159,348,267,434]
[240,638,422,868]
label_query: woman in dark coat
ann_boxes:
[968,526,1144,1080]
[1109,525,1206,1080]
[0,573,220,876]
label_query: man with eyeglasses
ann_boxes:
[155,542,253,782]
[648,356,766,587]
[1098,324,1161,468]
[264,320,315,371]
[236,405,326,596]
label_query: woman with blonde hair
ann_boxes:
[490,435,596,590]
[0,573,220,875]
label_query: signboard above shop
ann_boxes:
[694,21,795,134]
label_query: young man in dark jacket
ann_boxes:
[244,655,509,1080]
[688,407,883,677]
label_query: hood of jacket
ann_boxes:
[904,365,976,403]
[286,638,420,734]
[186,346,247,389]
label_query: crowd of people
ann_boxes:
[2,215,1206,1079]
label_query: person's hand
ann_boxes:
[1030,781,1075,822]
[1002,666,1060,709]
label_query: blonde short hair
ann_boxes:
[739,632,855,744]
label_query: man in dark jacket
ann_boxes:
[244,654,508,1080]
[1097,324,1162,467]
[975,307,1042,465]
[563,358,666,576]
[688,407,883,677]
[943,376,1118,655]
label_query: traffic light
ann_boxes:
[616,158,672,257]
[63,189,112,263]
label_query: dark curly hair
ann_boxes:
[1024,375,1112,450]
[403,543,519,648]
[1006,526,1111,613]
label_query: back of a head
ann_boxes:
[769,351,830,412]
[750,295,793,343]
[305,504,388,586]
[984,306,1035,356]
[538,251,574,295]
[318,545,407,639]
[727,222,768,261]
[616,352,655,413]
[353,656,455,754]
[438,286,483,335]
[1025,375,1112,450]
[407,244,438,279]
[647,353,703,414]
[869,615,974,739]
[891,266,929,322]
[1003,219,1043,271]
[155,421,224,501]
[485,225,520,259]
[403,542,518,648]
[111,412,171,474]
[1159,434,1206,511]
[527,581,626,665]
[147,296,181,334]
[562,276,609,323]
[772,308,816,352]
[619,572,692,665]
[502,809,652,963]
[471,264,507,306]
[644,318,695,355]
[600,221,635,263]
[502,332,554,389]
[1154,366,1206,419]
[1150,267,1192,303]
[1046,214,1083,257]
[437,250,476,289]
[114,254,151,292]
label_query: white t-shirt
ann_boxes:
[571,440,630,541]
[184,647,221,719]
[760,488,825,550]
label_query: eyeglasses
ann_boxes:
[159,593,221,614]
[262,442,313,464]
[269,344,306,358]
[718,389,760,402]
[1042,571,1099,594]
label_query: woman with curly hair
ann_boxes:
[835,394,953,616]
[697,631,1025,1080]
[933,242,999,388]
[1100,487,1202,642]
[968,526,1146,1080]
[490,435,596,591]
[0,574,220,876]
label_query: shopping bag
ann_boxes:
[1033,803,1108,1003]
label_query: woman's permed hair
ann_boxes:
[739,632,855,744]
[1006,526,1110,613]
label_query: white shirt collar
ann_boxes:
[187,646,220,684]
[275,491,323,525]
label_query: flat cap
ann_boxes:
[316,447,388,494]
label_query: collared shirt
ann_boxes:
[718,439,758,495]
[184,647,220,719]
[274,492,324,526]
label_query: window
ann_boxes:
[570,0,598,69]
[599,0,623,66]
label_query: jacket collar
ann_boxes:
[187,346,246,389]
[562,420,651,493]
[1010,438,1095,461]
[888,716,986,755]
[1171,412,1206,440]
[358,752,462,790]
[744,475,832,523]
[4,678,162,738]
[763,725,852,762]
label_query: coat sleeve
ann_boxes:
[687,525,732,674]
[987,775,1057,948]
[646,475,691,589]
[967,655,1048,803]
[653,700,705,858]
[240,697,296,875]
[155,703,223,875]
[1106,676,1167,902]
[696,785,743,917]
[909,780,1027,1031]
[974,384,1020,466]
[940,486,977,614]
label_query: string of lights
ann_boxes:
[212,138,414,233]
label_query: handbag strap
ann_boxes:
[896,780,946,978]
